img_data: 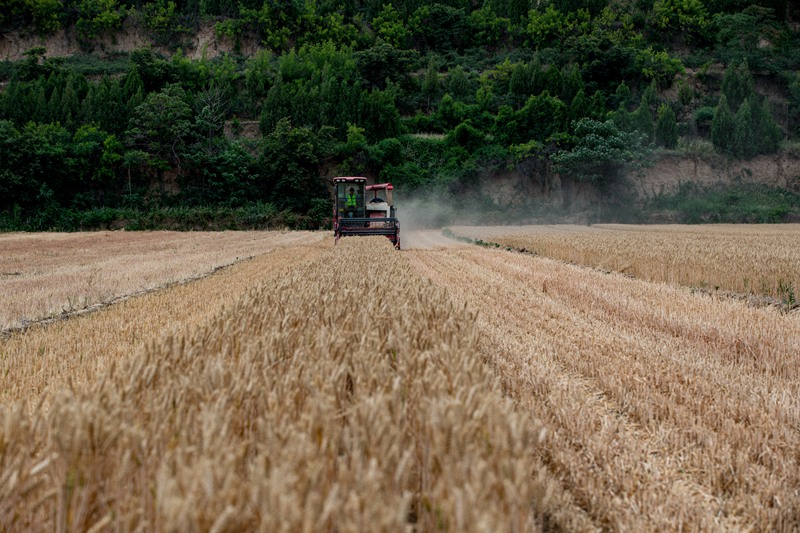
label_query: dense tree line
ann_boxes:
[0,0,798,228]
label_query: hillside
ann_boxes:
[1,0,800,229]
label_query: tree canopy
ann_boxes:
[0,0,797,228]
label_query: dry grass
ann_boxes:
[409,243,800,531]
[0,230,317,331]
[0,237,550,532]
[449,224,800,303]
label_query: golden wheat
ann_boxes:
[449,224,800,302]
[6,228,798,531]
[0,233,327,405]
[409,240,800,531]
[0,230,318,331]
[0,237,549,532]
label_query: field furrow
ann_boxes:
[407,239,800,531]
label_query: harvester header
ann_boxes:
[333,176,400,249]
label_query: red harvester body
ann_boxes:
[333,176,400,249]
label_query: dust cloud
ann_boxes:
[393,192,593,250]
[396,196,462,250]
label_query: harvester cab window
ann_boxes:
[337,182,364,218]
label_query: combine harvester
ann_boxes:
[332,176,400,249]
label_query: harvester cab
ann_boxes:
[333,177,400,249]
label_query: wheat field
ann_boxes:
[0,236,549,531]
[1,228,799,531]
[449,224,800,303]
[0,230,317,332]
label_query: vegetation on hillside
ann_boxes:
[0,0,799,228]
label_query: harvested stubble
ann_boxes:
[0,237,550,532]
[409,243,800,531]
[0,230,317,331]
[449,224,800,301]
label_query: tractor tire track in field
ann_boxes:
[406,233,800,531]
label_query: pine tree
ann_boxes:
[447,65,470,101]
[711,94,736,156]
[721,60,754,112]
[508,62,531,108]
[123,66,145,101]
[752,96,782,155]
[655,103,678,149]
[422,62,440,111]
[544,65,562,99]
[639,80,659,117]
[613,81,632,110]
[631,104,654,142]
[560,63,584,104]
[568,89,588,130]
[529,57,545,95]
[734,98,755,158]
[508,0,530,22]
[587,90,606,120]
[31,79,48,124]
[61,76,80,130]
[47,81,62,124]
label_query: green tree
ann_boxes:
[733,98,755,158]
[142,0,188,39]
[543,65,563,100]
[76,0,125,40]
[613,81,632,110]
[422,62,440,110]
[568,89,589,130]
[193,87,230,155]
[240,0,295,50]
[126,84,193,174]
[409,4,468,51]
[361,87,401,141]
[560,63,584,104]
[259,118,325,212]
[60,74,82,130]
[721,60,754,111]
[69,124,118,185]
[711,94,736,155]
[20,122,74,206]
[751,96,782,155]
[630,104,654,142]
[552,118,652,187]
[508,62,531,107]
[354,39,416,90]
[0,120,33,212]
[373,3,409,48]
[652,0,710,42]
[184,140,259,206]
[25,0,62,34]
[447,65,470,100]
[677,80,693,108]
[714,6,782,72]
[468,6,511,46]
[655,103,678,148]
[244,49,273,101]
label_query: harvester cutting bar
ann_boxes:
[338,217,399,236]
